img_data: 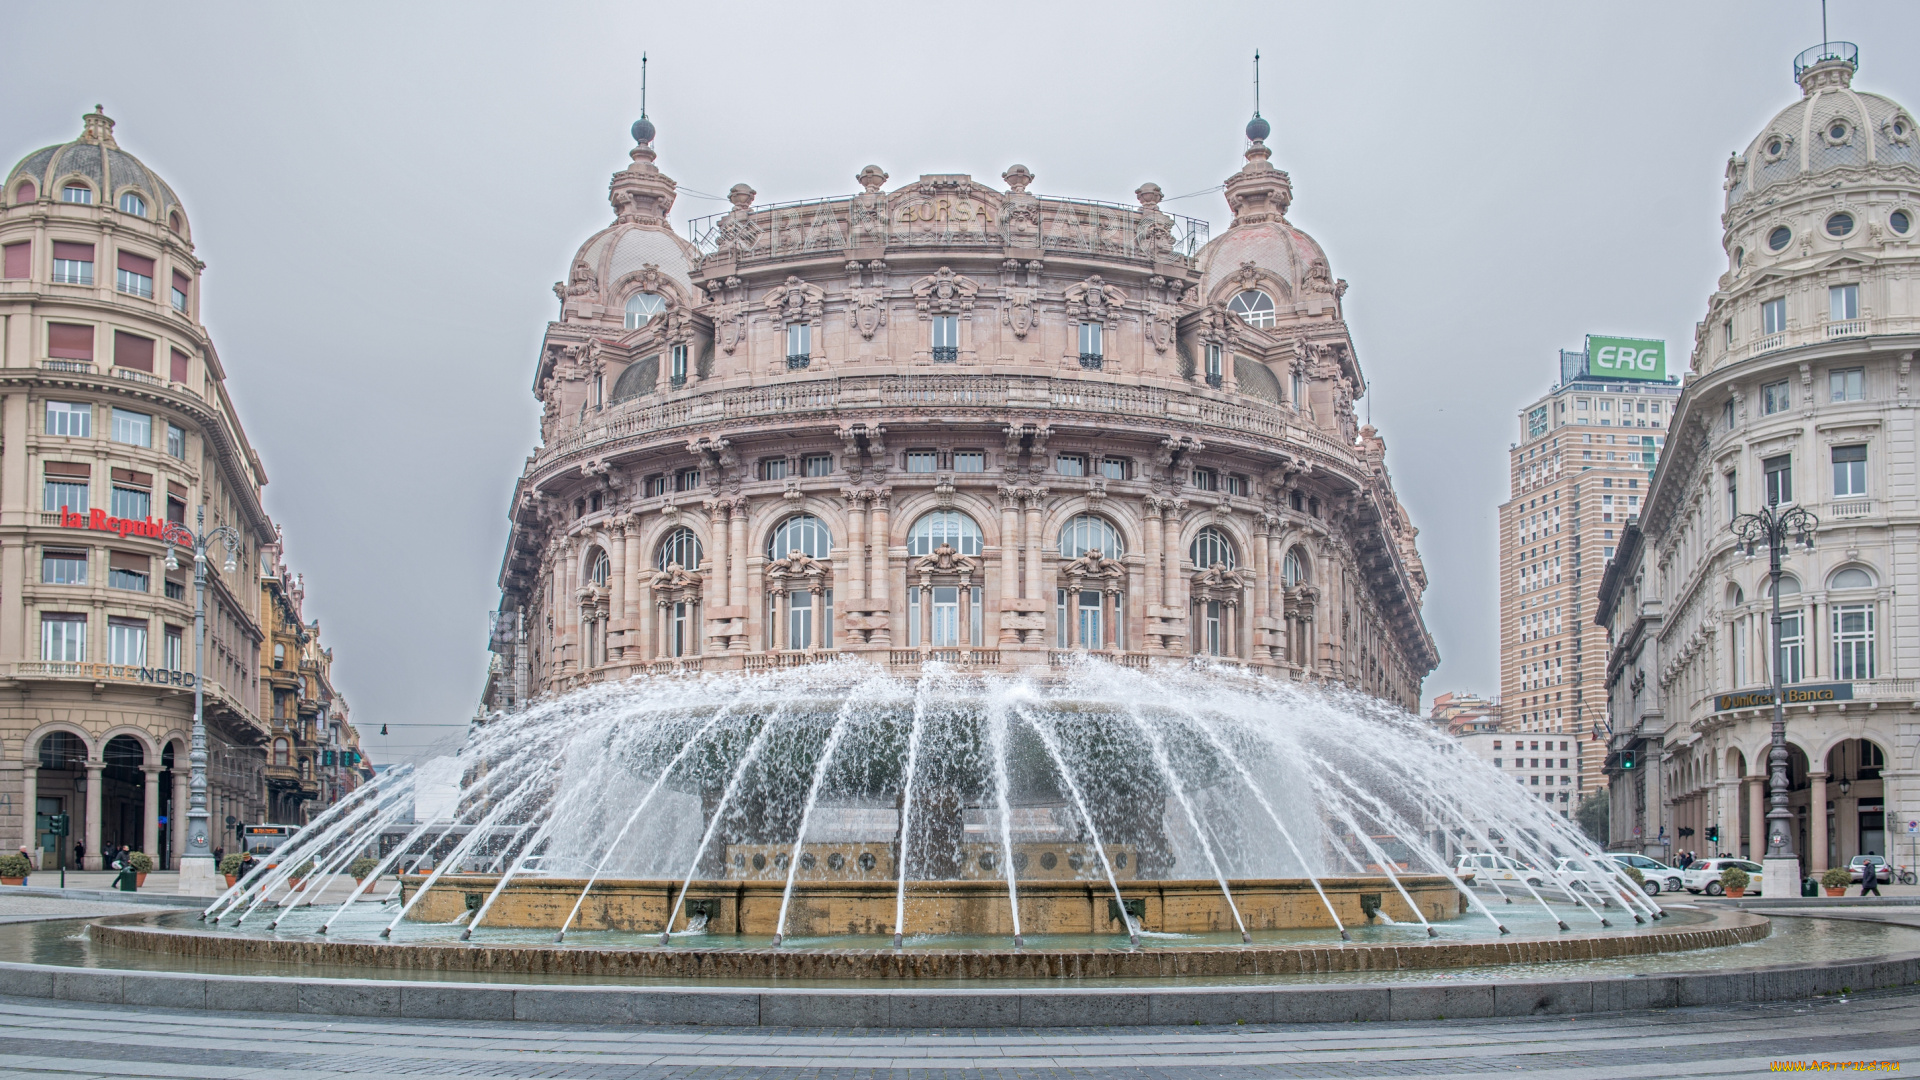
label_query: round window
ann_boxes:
[1896,120,1910,137]
[1826,212,1855,237]
[1891,210,1912,234]
[1768,225,1792,251]
[1829,122,1848,141]
[1767,138,1783,156]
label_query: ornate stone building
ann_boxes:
[487,109,1436,707]
[259,538,364,825]
[1599,44,1920,870]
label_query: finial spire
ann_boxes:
[630,53,656,146]
[1244,50,1271,143]
[640,52,649,118]
[1253,50,1261,119]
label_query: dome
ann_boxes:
[571,221,700,299]
[4,107,187,231]
[1726,53,1920,210]
[1194,218,1329,305]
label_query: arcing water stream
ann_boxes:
[201,659,1661,946]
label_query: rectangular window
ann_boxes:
[1762,297,1787,335]
[1600,400,1612,412]
[47,322,93,361]
[171,271,190,313]
[163,626,183,671]
[41,550,86,585]
[1290,371,1304,409]
[51,242,93,285]
[164,576,185,601]
[1833,604,1875,680]
[1190,467,1218,491]
[43,479,89,514]
[674,468,701,492]
[1723,319,1733,347]
[108,552,149,592]
[2,241,28,279]
[169,348,190,384]
[1056,454,1086,477]
[645,474,668,497]
[1832,444,1867,497]
[1776,608,1805,684]
[1764,454,1792,505]
[759,457,789,481]
[1762,380,1792,415]
[110,485,151,519]
[1225,474,1250,496]
[1099,457,1127,480]
[61,185,92,205]
[1726,471,1738,519]
[1077,322,1103,369]
[1056,588,1068,648]
[670,343,688,384]
[905,450,939,474]
[1830,284,1859,321]
[44,401,91,437]
[1528,406,1548,439]
[40,614,85,662]
[165,423,186,459]
[115,252,155,299]
[802,454,834,477]
[931,314,958,362]
[1829,367,1864,402]
[953,450,985,473]
[107,617,147,665]
[1723,398,1736,430]
[113,331,154,372]
[1204,343,1222,387]
[786,323,811,368]
[111,408,152,447]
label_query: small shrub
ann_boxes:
[0,853,31,878]
[218,853,247,877]
[128,851,153,873]
[349,857,380,880]
[288,859,315,880]
[1822,867,1853,889]
[1621,864,1646,887]
[1721,866,1751,891]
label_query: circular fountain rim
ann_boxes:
[89,905,1768,982]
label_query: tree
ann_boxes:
[1574,789,1610,845]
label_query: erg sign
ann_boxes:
[1585,335,1666,382]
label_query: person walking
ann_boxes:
[112,861,138,892]
[1862,861,1883,897]
[72,841,85,868]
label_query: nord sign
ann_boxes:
[1585,335,1667,383]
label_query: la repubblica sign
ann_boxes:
[1714,683,1855,711]
[55,506,187,543]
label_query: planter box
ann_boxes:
[1825,886,1847,896]
[1725,887,1746,897]
[1,876,25,886]
[223,874,238,887]
[135,872,148,887]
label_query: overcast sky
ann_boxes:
[4,1,1915,763]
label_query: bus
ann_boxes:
[241,824,295,860]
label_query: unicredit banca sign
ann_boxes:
[1585,335,1667,382]
[56,505,183,543]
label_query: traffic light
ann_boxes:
[48,814,69,836]
[1707,827,1720,845]
[1619,750,1636,770]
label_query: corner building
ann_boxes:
[489,113,1437,705]
[1599,45,1920,869]
[0,110,278,870]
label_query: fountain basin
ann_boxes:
[396,874,1466,936]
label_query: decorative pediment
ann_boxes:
[912,542,978,578]
[764,276,825,323]
[1062,549,1125,584]
[1191,562,1248,597]
[650,563,702,592]
[1064,275,1128,322]
[910,266,980,317]
[766,550,829,588]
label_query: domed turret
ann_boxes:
[1725,43,1918,211]
[4,106,189,237]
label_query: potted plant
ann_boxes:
[1721,865,1751,898]
[287,858,315,890]
[129,851,153,887]
[218,852,246,887]
[349,857,380,883]
[1621,864,1648,892]
[0,852,30,886]
[1822,867,1852,897]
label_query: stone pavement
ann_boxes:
[0,988,1916,1078]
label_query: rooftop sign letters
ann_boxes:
[1584,335,1667,383]
[1714,682,1854,712]
[56,506,183,543]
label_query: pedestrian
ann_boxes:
[212,846,224,866]
[1862,860,1883,897]
[72,840,85,867]
[112,861,138,892]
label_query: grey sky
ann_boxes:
[5,2,1915,762]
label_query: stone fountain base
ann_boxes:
[396,875,1465,936]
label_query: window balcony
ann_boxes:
[930,346,958,364]
[786,354,811,370]
[113,368,167,389]
[1078,352,1104,371]
[1753,332,1787,355]
[1826,318,1870,339]
[1828,498,1873,519]
[1205,372,1223,389]
[41,359,95,375]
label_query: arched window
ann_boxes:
[657,527,702,570]
[590,548,610,586]
[37,730,85,769]
[610,355,659,403]
[118,191,147,217]
[1228,289,1276,328]
[14,180,36,204]
[769,514,831,559]
[167,210,181,232]
[908,510,982,556]
[1282,547,1308,587]
[1189,526,1236,570]
[61,183,92,205]
[1769,574,1801,597]
[624,292,665,329]
[1830,567,1874,590]
[1058,514,1123,558]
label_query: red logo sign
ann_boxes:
[57,506,184,543]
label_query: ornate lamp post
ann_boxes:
[161,507,242,895]
[1729,499,1817,890]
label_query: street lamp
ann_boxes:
[160,506,242,896]
[1729,499,1817,889]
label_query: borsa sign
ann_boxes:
[56,506,184,543]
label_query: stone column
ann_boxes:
[729,500,749,611]
[997,491,1020,647]
[19,765,36,869]
[1141,500,1163,632]
[84,761,103,870]
[1809,771,1829,873]
[920,583,933,648]
[558,544,578,674]
[1162,511,1183,644]
[1022,494,1043,607]
[811,586,825,651]
[142,765,162,859]
[172,767,188,865]
[845,492,868,603]
[608,520,628,660]
[1747,776,1765,860]
[869,492,891,646]
[1106,589,1120,652]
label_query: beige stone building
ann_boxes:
[259,541,365,826]
[0,109,278,869]
[485,110,1437,704]
[1600,43,1920,871]
[1497,352,1680,816]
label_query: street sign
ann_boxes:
[1906,820,1918,835]
[1585,335,1667,382]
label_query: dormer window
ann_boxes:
[1229,289,1276,328]
[61,184,92,204]
[118,191,147,217]
[624,292,664,329]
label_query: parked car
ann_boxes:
[1680,858,1764,895]
[1455,852,1543,887]
[1848,855,1891,885]
[1609,853,1684,894]
[1550,857,1624,893]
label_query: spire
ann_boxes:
[1223,50,1291,227]
[1246,51,1270,143]
[610,53,675,224]
[630,53,655,146]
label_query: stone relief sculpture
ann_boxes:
[1000,165,1042,247]
[911,266,979,318]
[849,166,889,247]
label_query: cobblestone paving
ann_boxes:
[2,988,1918,1078]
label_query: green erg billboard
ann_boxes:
[1585,335,1666,382]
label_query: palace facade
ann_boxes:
[487,110,1437,707]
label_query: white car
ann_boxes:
[1551,857,1632,894]
[1455,852,1544,888]
[1610,853,1684,895]
[1680,858,1763,896]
